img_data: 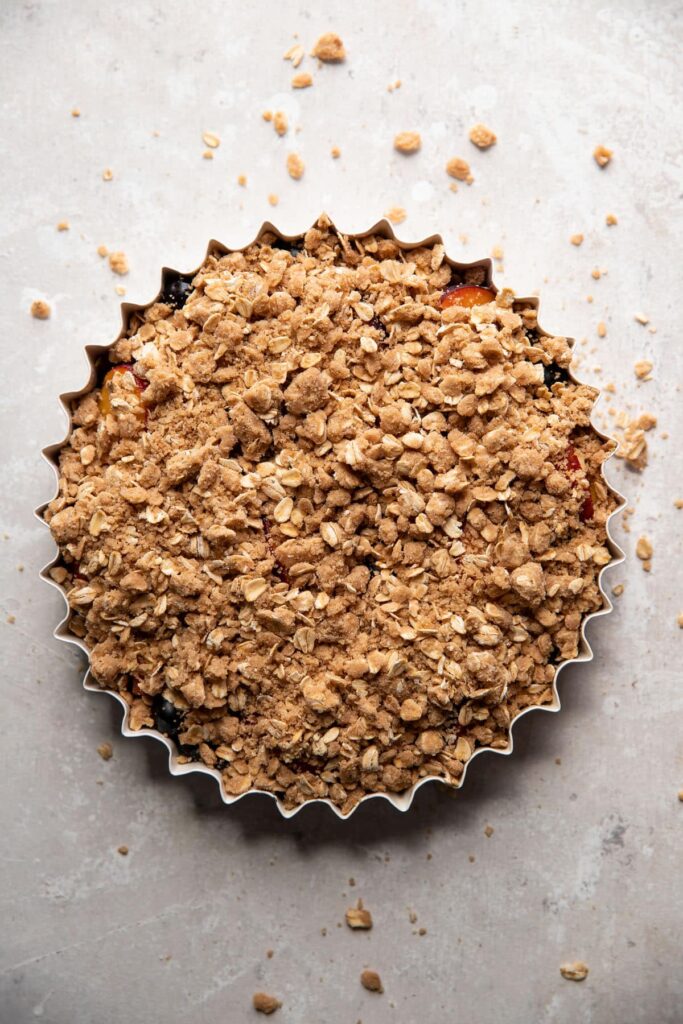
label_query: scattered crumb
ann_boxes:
[266,949,274,959]
[311,32,346,62]
[469,123,496,149]
[71,108,80,117]
[446,157,472,183]
[408,910,418,924]
[202,131,220,149]
[252,992,281,1015]
[560,962,589,982]
[30,299,51,320]
[385,206,406,225]
[678,788,683,799]
[387,79,402,92]
[330,146,341,159]
[634,313,650,325]
[97,244,108,257]
[97,742,113,761]
[593,145,612,168]
[677,614,683,628]
[348,877,356,887]
[346,902,373,930]
[570,234,584,246]
[115,286,126,296]
[418,927,427,936]
[591,268,602,280]
[291,72,313,89]
[283,43,305,68]
[273,111,288,136]
[611,583,624,597]
[17,564,24,572]
[286,152,305,180]
[202,150,214,160]
[6,614,16,625]
[484,824,494,838]
[57,220,70,231]
[268,193,279,206]
[635,535,653,566]
[468,854,475,863]
[394,131,421,154]
[360,970,383,994]
[555,757,562,765]
[262,110,273,122]
[102,168,113,181]
[606,213,618,226]
[634,360,653,380]
[675,499,683,509]
[237,174,247,187]
[449,183,458,193]
[597,322,607,338]
[108,251,129,276]
[117,845,129,856]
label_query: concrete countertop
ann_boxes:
[1,1,681,1022]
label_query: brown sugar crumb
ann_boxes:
[635,535,653,566]
[44,215,619,815]
[30,299,51,320]
[283,43,305,68]
[593,145,612,168]
[97,742,113,761]
[252,992,281,1015]
[560,961,589,982]
[360,970,383,993]
[273,111,288,137]
[97,244,108,258]
[312,32,346,62]
[469,123,496,149]
[484,824,494,838]
[330,146,341,159]
[267,193,278,206]
[286,153,305,180]
[346,902,373,930]
[446,157,473,184]
[606,213,618,226]
[102,168,113,182]
[597,322,607,338]
[57,220,70,231]
[262,110,273,122]
[385,206,406,225]
[394,131,421,154]
[570,234,584,246]
[117,845,129,856]
[108,251,129,276]
[292,72,313,89]
[202,131,220,149]
[634,360,653,379]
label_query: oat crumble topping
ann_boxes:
[45,216,617,813]
[469,124,496,149]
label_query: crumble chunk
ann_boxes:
[469,124,496,149]
[45,215,618,814]
[311,32,346,62]
[394,131,421,154]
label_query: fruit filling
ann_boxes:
[439,284,496,309]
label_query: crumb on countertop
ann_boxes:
[252,992,281,1015]
[30,299,51,319]
[311,32,346,62]
[469,123,496,149]
[394,131,421,154]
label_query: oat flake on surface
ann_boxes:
[45,216,618,814]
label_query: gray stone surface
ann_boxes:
[1,1,682,1022]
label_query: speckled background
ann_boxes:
[1,1,682,1022]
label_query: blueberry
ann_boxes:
[272,238,301,256]
[162,275,193,309]
[369,314,388,338]
[543,362,570,388]
[152,695,182,736]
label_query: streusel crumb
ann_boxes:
[394,131,421,154]
[253,992,281,1014]
[31,299,51,320]
[286,153,305,180]
[46,216,617,813]
[109,251,129,276]
[273,111,288,137]
[469,124,496,149]
[446,158,472,184]
[560,962,589,981]
[312,32,346,62]
[291,72,313,89]
[385,206,406,224]
[593,146,612,168]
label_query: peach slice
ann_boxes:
[439,284,496,309]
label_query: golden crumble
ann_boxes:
[30,299,51,320]
[102,168,113,182]
[394,131,421,154]
[469,124,496,149]
[45,216,617,814]
[252,992,281,1015]
[593,145,613,168]
[291,72,313,89]
[202,131,220,149]
[286,153,305,180]
[108,251,129,276]
[273,111,288,137]
[560,962,589,982]
[330,146,341,159]
[311,32,346,62]
[570,234,584,247]
[360,969,383,993]
[446,157,472,184]
[385,206,407,225]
